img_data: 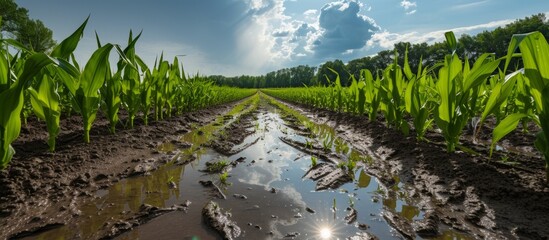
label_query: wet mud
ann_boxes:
[271,95,549,240]
[2,92,546,240]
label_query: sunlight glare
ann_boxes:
[320,227,332,239]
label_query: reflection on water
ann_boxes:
[30,94,472,240]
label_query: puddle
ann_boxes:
[27,94,472,239]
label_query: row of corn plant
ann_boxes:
[0,17,256,169]
[263,31,549,183]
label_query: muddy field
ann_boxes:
[1,93,548,240]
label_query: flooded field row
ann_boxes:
[26,93,470,239]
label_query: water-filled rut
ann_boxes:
[27,94,470,239]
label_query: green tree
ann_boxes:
[16,19,56,52]
[317,60,350,86]
[0,0,28,33]
[0,0,56,52]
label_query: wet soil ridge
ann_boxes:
[202,201,241,240]
[0,101,241,239]
[303,162,353,190]
[268,95,549,239]
[102,203,191,239]
[207,97,259,156]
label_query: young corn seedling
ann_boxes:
[378,50,409,135]
[491,32,549,183]
[0,52,54,168]
[361,69,381,121]
[434,32,501,152]
[28,74,61,151]
[219,171,229,185]
[121,31,145,128]
[102,30,142,132]
[404,48,435,140]
[310,156,318,167]
[75,44,115,143]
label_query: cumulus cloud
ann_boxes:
[309,0,380,58]
[400,0,417,14]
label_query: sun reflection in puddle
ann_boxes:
[319,227,333,239]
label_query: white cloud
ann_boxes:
[367,19,513,49]
[400,0,417,15]
[406,10,416,15]
[303,9,318,21]
[452,0,490,10]
[309,0,380,58]
[264,0,380,64]
[400,0,416,10]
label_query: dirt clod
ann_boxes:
[202,201,241,240]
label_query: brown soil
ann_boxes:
[276,99,549,240]
[2,93,549,240]
[0,102,241,240]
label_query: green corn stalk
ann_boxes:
[119,31,145,128]
[122,66,142,128]
[141,68,153,125]
[434,32,501,152]
[492,32,549,183]
[476,70,520,137]
[405,53,434,140]
[361,69,380,121]
[102,71,122,133]
[75,44,115,143]
[153,58,170,121]
[100,31,142,132]
[0,52,54,169]
[378,50,409,135]
[28,74,61,151]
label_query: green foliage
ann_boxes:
[434,32,502,152]
[0,18,256,169]
[497,31,549,182]
[310,156,317,167]
[0,51,53,168]
[219,171,229,185]
[75,44,115,143]
[28,74,60,151]
[0,0,56,52]
[206,159,230,173]
[263,30,549,183]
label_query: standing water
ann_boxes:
[29,94,470,239]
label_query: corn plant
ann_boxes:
[434,32,501,152]
[102,70,122,133]
[475,70,519,138]
[102,31,141,133]
[490,32,549,183]
[404,49,435,140]
[120,31,145,128]
[0,52,54,168]
[378,50,409,135]
[361,69,381,120]
[28,74,61,151]
[82,44,114,142]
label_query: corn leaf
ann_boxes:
[51,17,89,59]
[490,113,529,156]
[0,53,53,168]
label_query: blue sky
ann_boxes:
[17,0,549,76]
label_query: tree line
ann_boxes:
[212,13,549,88]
